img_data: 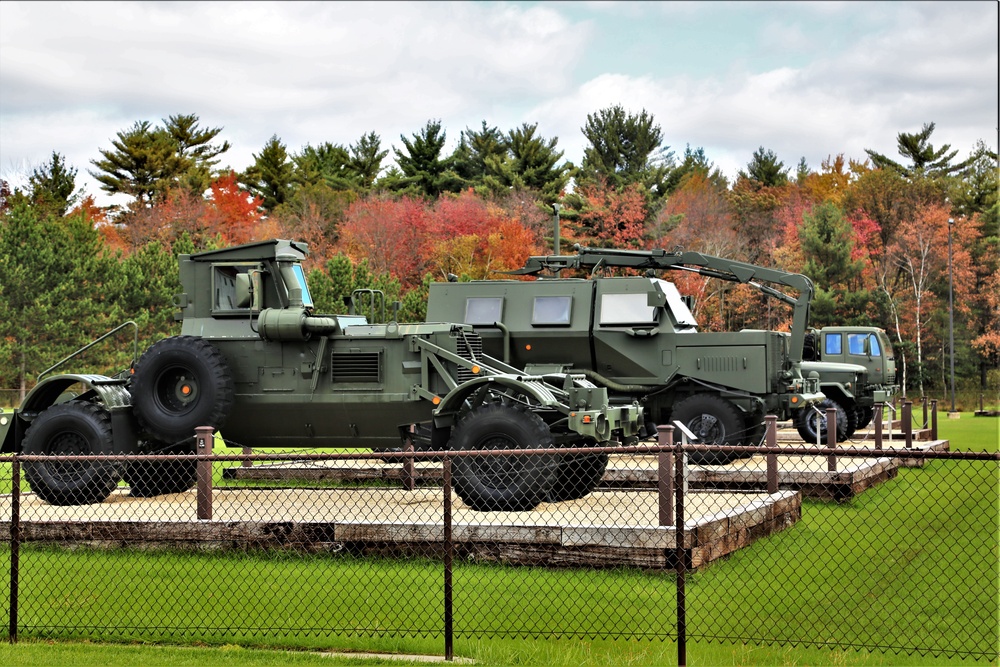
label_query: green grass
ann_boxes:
[0,415,997,665]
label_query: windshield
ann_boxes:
[291,264,315,309]
[657,279,698,329]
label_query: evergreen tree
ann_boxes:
[452,121,507,183]
[494,123,571,203]
[738,146,789,188]
[28,151,79,217]
[90,121,184,204]
[578,105,675,197]
[799,202,869,326]
[90,115,231,204]
[348,131,388,190]
[865,122,973,179]
[293,142,354,190]
[388,120,463,198]
[242,135,294,211]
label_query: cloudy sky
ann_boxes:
[1,1,997,208]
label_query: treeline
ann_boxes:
[0,109,997,404]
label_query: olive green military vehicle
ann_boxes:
[0,239,641,512]
[427,245,829,464]
[797,326,898,442]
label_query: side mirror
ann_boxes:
[235,271,262,312]
[647,289,667,308]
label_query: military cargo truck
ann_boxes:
[428,245,828,464]
[798,326,898,441]
[1,240,640,511]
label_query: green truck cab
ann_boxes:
[2,239,641,512]
[798,326,899,440]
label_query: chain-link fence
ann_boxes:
[2,413,998,663]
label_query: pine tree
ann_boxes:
[348,132,388,190]
[28,151,79,217]
[865,122,973,178]
[738,146,789,188]
[578,105,674,197]
[388,120,463,198]
[242,135,294,211]
[89,121,184,204]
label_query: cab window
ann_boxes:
[464,297,504,325]
[824,333,843,355]
[848,333,867,356]
[213,264,256,314]
[532,296,572,326]
[599,293,658,326]
[869,334,881,357]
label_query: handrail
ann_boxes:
[38,321,139,381]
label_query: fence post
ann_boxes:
[9,455,21,644]
[902,401,913,449]
[658,425,674,527]
[442,455,453,662]
[402,428,416,492]
[922,397,929,429]
[931,399,939,440]
[765,415,778,494]
[826,407,838,472]
[874,403,884,450]
[196,427,214,520]
[674,426,687,667]
[241,445,253,468]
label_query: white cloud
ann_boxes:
[1,0,995,206]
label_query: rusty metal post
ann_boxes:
[9,456,21,643]
[402,430,416,492]
[826,407,838,472]
[657,425,674,526]
[442,455,453,662]
[674,428,687,667]
[874,403,884,450]
[241,445,253,468]
[931,399,939,440]
[196,427,214,520]
[902,400,913,449]
[765,415,778,493]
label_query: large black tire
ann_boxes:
[546,452,610,503]
[124,440,198,497]
[450,404,558,512]
[131,336,234,444]
[855,405,875,431]
[671,394,745,465]
[795,398,850,444]
[22,402,122,506]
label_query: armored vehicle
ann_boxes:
[797,326,898,441]
[1,240,641,512]
[427,245,829,464]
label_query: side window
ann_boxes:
[532,296,572,326]
[869,334,881,357]
[824,333,843,355]
[213,264,254,314]
[464,297,504,325]
[600,293,658,326]
[848,333,867,356]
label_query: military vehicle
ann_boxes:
[0,239,641,512]
[427,245,829,464]
[798,326,898,441]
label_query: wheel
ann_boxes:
[842,400,860,439]
[22,402,122,505]
[855,405,875,431]
[131,336,234,444]
[671,394,745,465]
[546,452,610,502]
[795,398,849,444]
[124,440,198,497]
[450,403,558,512]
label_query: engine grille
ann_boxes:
[456,331,483,384]
[331,351,382,383]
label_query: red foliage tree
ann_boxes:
[337,195,430,288]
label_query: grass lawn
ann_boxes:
[0,414,997,666]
